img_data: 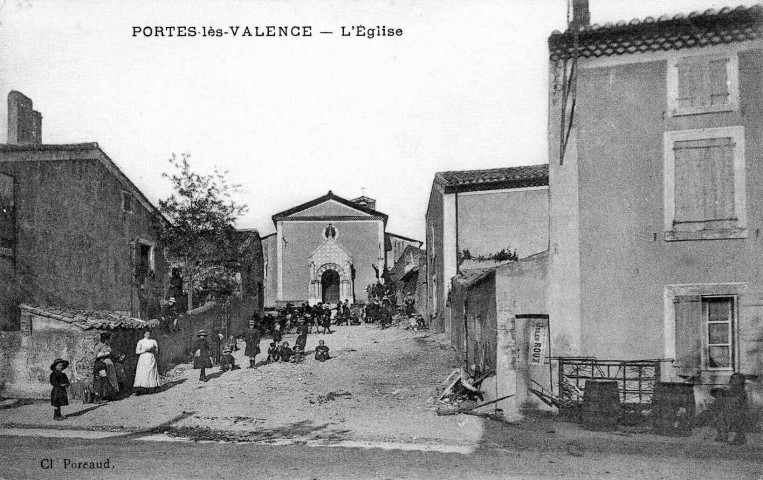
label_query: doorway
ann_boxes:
[321,269,340,304]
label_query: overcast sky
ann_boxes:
[0,0,756,240]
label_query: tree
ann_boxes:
[159,153,248,311]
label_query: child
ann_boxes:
[295,332,308,352]
[50,358,70,420]
[278,341,294,363]
[267,341,279,363]
[315,340,330,362]
[193,330,213,382]
[219,347,236,372]
[272,323,282,344]
[713,373,749,445]
[93,351,114,403]
[322,314,333,334]
[226,335,239,352]
[290,345,305,363]
[114,353,127,394]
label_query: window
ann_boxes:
[667,53,738,116]
[664,127,746,241]
[323,224,337,239]
[122,191,133,213]
[666,284,742,378]
[704,297,734,370]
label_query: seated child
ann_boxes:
[290,345,305,363]
[220,347,236,372]
[267,342,279,363]
[278,341,294,363]
[315,340,330,362]
[713,372,749,445]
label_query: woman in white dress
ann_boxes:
[133,330,161,393]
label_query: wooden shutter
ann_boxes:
[708,58,730,106]
[673,138,735,224]
[674,295,702,377]
[677,62,702,109]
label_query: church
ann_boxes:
[262,191,420,307]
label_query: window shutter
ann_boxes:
[674,295,702,377]
[708,58,730,106]
[677,63,701,109]
[673,141,705,223]
[674,138,735,224]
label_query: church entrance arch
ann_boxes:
[321,269,340,304]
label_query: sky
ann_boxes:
[0,0,757,240]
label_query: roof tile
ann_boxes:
[434,164,548,193]
[549,5,762,61]
[19,304,148,331]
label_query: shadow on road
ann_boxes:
[64,404,105,418]
[117,410,198,441]
[159,419,352,443]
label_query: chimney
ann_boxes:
[571,0,590,27]
[7,91,42,145]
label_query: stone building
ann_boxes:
[0,91,169,329]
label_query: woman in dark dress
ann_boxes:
[192,330,213,382]
[50,358,70,420]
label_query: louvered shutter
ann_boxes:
[677,63,702,109]
[673,138,735,225]
[674,295,702,377]
[708,58,730,106]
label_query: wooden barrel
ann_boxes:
[652,383,695,437]
[581,380,620,431]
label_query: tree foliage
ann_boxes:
[158,153,248,306]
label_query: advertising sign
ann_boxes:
[529,323,547,365]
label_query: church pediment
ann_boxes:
[292,200,373,218]
[272,190,387,225]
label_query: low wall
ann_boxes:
[0,318,144,399]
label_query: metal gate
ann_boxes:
[558,358,661,409]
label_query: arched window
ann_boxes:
[323,224,337,239]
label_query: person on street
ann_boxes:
[272,323,282,344]
[50,358,70,421]
[162,297,179,333]
[267,342,279,363]
[192,330,213,382]
[93,350,115,403]
[219,347,237,371]
[134,330,161,393]
[295,331,308,352]
[244,321,261,368]
[315,340,330,362]
[277,341,294,362]
[713,372,749,445]
[93,332,120,398]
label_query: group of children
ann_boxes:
[265,338,331,364]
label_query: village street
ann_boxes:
[0,322,761,479]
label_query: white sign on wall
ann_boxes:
[529,324,547,365]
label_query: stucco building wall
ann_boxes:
[458,188,549,259]
[279,220,382,303]
[0,155,167,327]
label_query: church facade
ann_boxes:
[267,191,390,306]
